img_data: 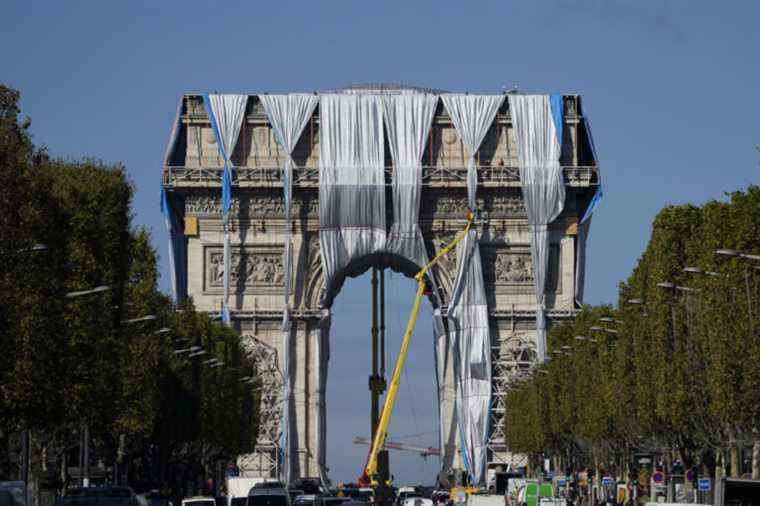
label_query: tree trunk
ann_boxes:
[730,439,740,478]
[752,439,760,479]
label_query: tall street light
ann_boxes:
[122,314,157,325]
[64,285,110,298]
[715,249,759,333]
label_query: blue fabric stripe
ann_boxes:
[550,94,564,148]
[160,185,169,216]
[580,185,603,224]
[203,94,232,217]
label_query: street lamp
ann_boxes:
[716,249,760,262]
[714,248,758,337]
[17,244,48,253]
[154,327,171,335]
[188,350,207,358]
[174,346,201,355]
[65,285,110,298]
[684,267,719,277]
[574,336,588,341]
[627,299,644,305]
[122,314,157,324]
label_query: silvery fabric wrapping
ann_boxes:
[259,93,318,484]
[441,94,502,485]
[315,311,331,487]
[204,94,247,322]
[440,94,504,208]
[318,94,386,306]
[381,93,438,268]
[575,215,592,303]
[575,99,601,304]
[433,307,460,472]
[161,99,185,303]
[508,95,565,362]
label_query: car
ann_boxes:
[315,497,349,506]
[55,487,139,506]
[248,485,289,506]
[402,498,433,506]
[292,495,316,506]
[181,496,216,506]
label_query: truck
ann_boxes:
[226,477,272,506]
[714,477,760,506]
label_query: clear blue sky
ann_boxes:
[4,0,758,486]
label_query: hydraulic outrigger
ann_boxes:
[358,210,475,490]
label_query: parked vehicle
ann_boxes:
[227,477,272,506]
[714,477,760,506]
[248,484,289,506]
[56,487,139,506]
[181,497,216,506]
[401,498,434,506]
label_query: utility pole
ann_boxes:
[83,424,90,487]
[369,268,389,482]
[21,429,29,506]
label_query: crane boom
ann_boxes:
[359,211,474,487]
[353,437,441,457]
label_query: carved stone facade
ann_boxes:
[164,92,599,482]
[205,247,284,291]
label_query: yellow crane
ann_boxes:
[359,210,475,487]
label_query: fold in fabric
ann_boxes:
[161,98,184,303]
[318,94,386,306]
[508,95,565,362]
[576,99,601,304]
[382,93,438,269]
[259,93,319,484]
[315,311,331,487]
[441,94,502,485]
[204,94,247,323]
[440,95,504,208]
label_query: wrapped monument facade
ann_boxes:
[161,85,600,485]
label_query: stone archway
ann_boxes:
[162,91,599,481]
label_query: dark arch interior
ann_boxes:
[321,252,441,310]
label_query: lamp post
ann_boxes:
[61,283,112,488]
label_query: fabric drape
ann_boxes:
[259,93,318,484]
[440,95,503,208]
[318,94,386,307]
[508,94,565,362]
[382,93,438,268]
[575,99,601,304]
[315,311,331,488]
[204,94,247,324]
[161,99,185,303]
[441,94,502,485]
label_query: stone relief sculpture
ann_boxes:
[493,254,533,284]
[207,249,284,288]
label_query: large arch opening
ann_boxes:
[326,268,441,485]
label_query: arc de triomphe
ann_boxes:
[161,87,600,482]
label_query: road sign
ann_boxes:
[698,478,711,492]
[602,476,613,486]
[652,471,665,484]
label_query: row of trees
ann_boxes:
[504,185,760,481]
[0,85,260,495]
